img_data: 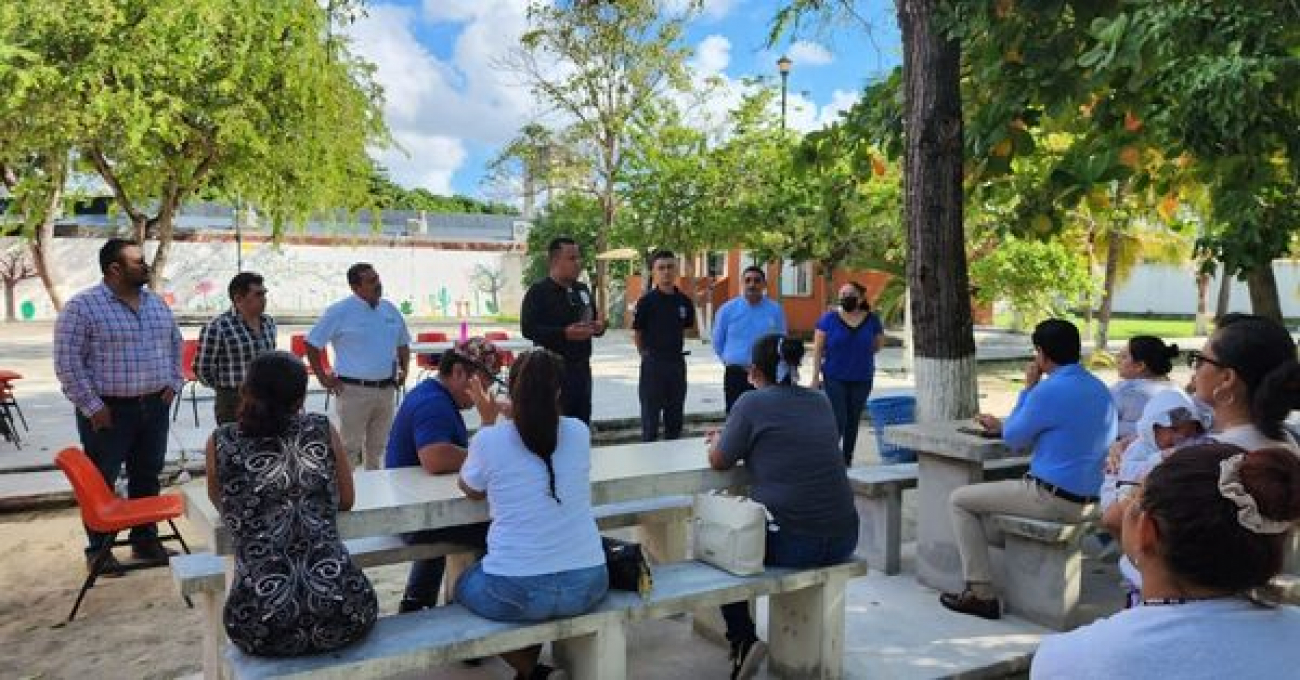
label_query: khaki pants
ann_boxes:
[333,384,396,471]
[949,478,1095,585]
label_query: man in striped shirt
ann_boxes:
[54,239,184,573]
[194,272,276,424]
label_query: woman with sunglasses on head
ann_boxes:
[1188,313,1300,452]
[1033,443,1300,679]
[454,349,607,680]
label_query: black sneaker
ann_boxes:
[939,589,1002,620]
[729,638,768,680]
[131,540,178,565]
[86,552,126,578]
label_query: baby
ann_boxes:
[1100,388,1213,606]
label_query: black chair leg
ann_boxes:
[189,383,199,427]
[171,388,183,422]
[167,519,192,555]
[69,534,118,622]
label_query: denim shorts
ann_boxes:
[455,561,609,623]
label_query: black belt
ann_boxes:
[1026,474,1099,504]
[101,389,167,404]
[338,376,397,388]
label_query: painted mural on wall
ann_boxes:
[1,236,526,321]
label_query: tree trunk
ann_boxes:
[897,0,978,422]
[1215,266,1233,320]
[3,281,15,321]
[30,174,65,310]
[1246,263,1283,323]
[1082,217,1097,342]
[1096,226,1123,351]
[1193,269,1210,335]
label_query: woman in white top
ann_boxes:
[1034,443,1300,679]
[456,349,607,680]
[1188,313,1300,452]
[1110,335,1180,440]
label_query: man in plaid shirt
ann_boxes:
[54,239,184,573]
[194,272,276,424]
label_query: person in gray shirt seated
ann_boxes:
[705,333,858,680]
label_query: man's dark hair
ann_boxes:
[649,249,676,267]
[346,263,374,286]
[742,265,765,282]
[228,272,265,301]
[99,238,138,274]
[1031,318,1081,365]
[548,237,578,261]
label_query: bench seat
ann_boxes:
[225,559,868,680]
[849,456,1030,575]
[989,514,1092,630]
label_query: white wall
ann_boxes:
[1110,261,1300,317]
[2,236,527,321]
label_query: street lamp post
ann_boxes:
[777,55,792,130]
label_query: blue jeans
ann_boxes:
[823,377,873,464]
[401,522,490,609]
[720,529,858,644]
[456,562,608,622]
[74,394,171,554]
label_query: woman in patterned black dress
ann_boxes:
[204,351,377,657]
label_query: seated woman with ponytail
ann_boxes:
[1033,444,1300,679]
[455,348,607,680]
[205,351,377,657]
[706,333,858,680]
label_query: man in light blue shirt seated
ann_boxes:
[711,265,786,412]
[940,318,1116,620]
[306,263,411,470]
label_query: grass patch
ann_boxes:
[993,313,1203,339]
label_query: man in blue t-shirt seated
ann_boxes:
[940,319,1117,620]
[385,337,504,613]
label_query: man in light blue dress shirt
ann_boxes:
[940,319,1116,620]
[711,266,787,413]
[307,263,411,470]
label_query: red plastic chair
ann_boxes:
[55,447,192,621]
[0,368,27,437]
[172,340,201,426]
[415,331,449,381]
[291,333,333,409]
[484,331,515,371]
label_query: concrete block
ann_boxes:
[992,514,1087,630]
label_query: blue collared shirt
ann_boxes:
[385,378,466,469]
[711,296,787,366]
[306,295,411,380]
[1003,363,1117,497]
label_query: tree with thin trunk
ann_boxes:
[0,240,38,321]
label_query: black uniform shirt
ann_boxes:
[632,286,696,359]
[520,277,598,362]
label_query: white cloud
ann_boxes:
[787,40,834,67]
[692,35,732,75]
[662,0,738,20]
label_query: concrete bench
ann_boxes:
[224,558,868,680]
[850,456,1030,575]
[176,495,694,679]
[989,514,1092,630]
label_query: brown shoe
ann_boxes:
[87,552,126,578]
[939,590,1001,620]
[131,540,178,565]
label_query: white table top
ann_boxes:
[184,437,746,554]
[411,339,534,353]
[882,419,1019,463]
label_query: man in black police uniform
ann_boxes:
[521,237,605,423]
[633,249,696,441]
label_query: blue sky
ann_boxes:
[346,1,902,201]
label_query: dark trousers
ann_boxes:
[823,377,873,464]
[562,359,593,424]
[214,387,240,426]
[401,522,491,608]
[723,365,753,414]
[639,355,687,442]
[74,394,171,555]
[720,529,858,644]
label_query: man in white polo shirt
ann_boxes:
[306,263,411,470]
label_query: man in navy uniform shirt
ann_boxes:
[633,250,696,441]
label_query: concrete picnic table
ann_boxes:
[882,420,1023,593]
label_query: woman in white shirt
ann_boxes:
[1033,443,1300,679]
[1188,313,1300,452]
[1109,335,1179,440]
[456,349,607,680]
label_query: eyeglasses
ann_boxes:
[1186,350,1227,370]
[742,277,764,285]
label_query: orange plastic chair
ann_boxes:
[484,331,515,371]
[0,368,27,435]
[55,447,192,621]
[415,331,449,381]
[291,333,333,409]
[172,339,201,426]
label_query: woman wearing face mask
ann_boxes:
[809,281,884,465]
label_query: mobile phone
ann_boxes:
[957,426,998,439]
